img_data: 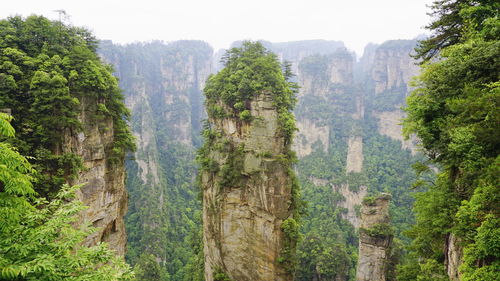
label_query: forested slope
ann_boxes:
[0,15,134,280]
[100,38,425,280]
[99,40,213,280]
[400,1,499,280]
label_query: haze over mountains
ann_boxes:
[2,1,497,280]
[97,37,422,280]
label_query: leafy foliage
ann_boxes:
[0,112,133,281]
[402,2,499,279]
[204,41,299,140]
[99,40,213,281]
[414,0,500,61]
[0,15,135,197]
[360,223,394,239]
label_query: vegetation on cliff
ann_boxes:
[200,41,300,205]
[0,15,135,197]
[293,42,421,281]
[203,41,299,141]
[199,41,302,279]
[0,15,135,280]
[401,1,499,280]
[0,113,133,280]
[98,40,213,281]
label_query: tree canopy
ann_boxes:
[415,0,500,61]
[0,113,133,280]
[402,1,499,279]
[0,15,135,196]
[203,41,299,141]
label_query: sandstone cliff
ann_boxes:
[366,40,420,155]
[202,93,296,281]
[65,98,129,255]
[99,40,213,272]
[445,234,463,281]
[201,43,298,281]
[369,40,419,95]
[356,194,393,281]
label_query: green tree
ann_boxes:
[0,113,133,280]
[414,0,500,61]
[402,1,499,279]
[0,15,135,197]
[133,254,165,281]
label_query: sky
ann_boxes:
[2,0,434,56]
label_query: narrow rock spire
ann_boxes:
[356,193,393,281]
[199,42,300,281]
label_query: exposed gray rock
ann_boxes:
[202,93,294,281]
[446,234,463,281]
[63,97,128,256]
[356,193,393,281]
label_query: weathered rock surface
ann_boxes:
[370,40,419,95]
[202,93,294,281]
[373,110,417,155]
[356,193,393,281]
[63,97,128,256]
[99,40,213,261]
[445,234,463,281]
[346,136,363,173]
[333,184,368,228]
[293,118,329,158]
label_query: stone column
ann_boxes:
[356,193,393,281]
[201,93,295,281]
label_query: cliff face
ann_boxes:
[445,234,463,281]
[99,40,213,275]
[201,43,298,281]
[367,40,420,155]
[65,99,128,255]
[333,184,368,228]
[370,40,419,95]
[267,39,422,279]
[373,110,417,155]
[92,38,422,279]
[202,93,294,281]
[293,49,357,160]
[293,48,367,229]
[356,194,393,281]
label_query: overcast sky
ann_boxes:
[2,0,434,56]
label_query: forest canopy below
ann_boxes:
[0,0,498,280]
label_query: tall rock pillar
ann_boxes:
[199,42,299,281]
[356,193,393,281]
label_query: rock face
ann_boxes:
[370,40,419,95]
[60,97,128,255]
[98,40,214,271]
[333,184,368,228]
[373,110,417,155]
[445,234,463,281]
[346,136,363,173]
[367,40,420,154]
[356,194,393,281]
[294,118,329,158]
[202,92,295,281]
